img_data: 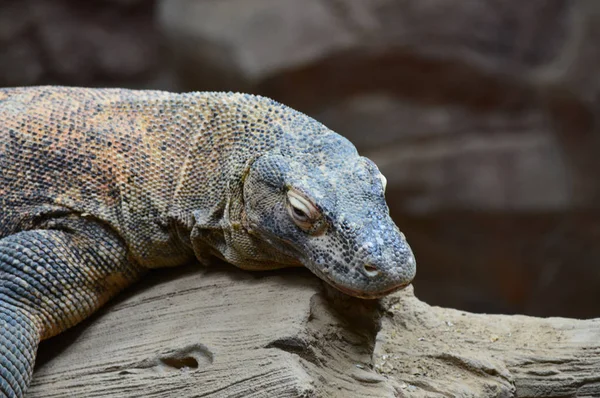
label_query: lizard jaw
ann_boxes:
[321,276,412,299]
[302,258,414,299]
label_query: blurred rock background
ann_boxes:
[2,0,599,318]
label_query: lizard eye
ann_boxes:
[291,204,309,221]
[287,188,318,231]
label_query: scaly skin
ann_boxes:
[0,86,416,397]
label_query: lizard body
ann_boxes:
[0,86,415,397]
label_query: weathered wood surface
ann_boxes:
[376,291,600,397]
[29,265,600,397]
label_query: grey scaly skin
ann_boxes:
[0,86,416,397]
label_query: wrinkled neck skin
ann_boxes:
[176,93,325,270]
[186,151,305,271]
[231,153,306,269]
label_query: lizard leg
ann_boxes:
[0,218,144,397]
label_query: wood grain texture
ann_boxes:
[29,265,600,397]
[376,288,600,397]
[29,265,393,398]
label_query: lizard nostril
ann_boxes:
[363,264,379,277]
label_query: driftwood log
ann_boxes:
[29,265,600,398]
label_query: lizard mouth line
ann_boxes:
[321,274,412,299]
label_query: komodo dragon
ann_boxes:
[0,86,416,397]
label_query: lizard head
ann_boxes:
[240,145,416,299]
